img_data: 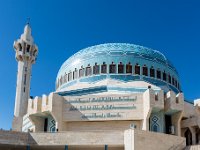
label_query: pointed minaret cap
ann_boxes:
[24,24,31,37]
[20,22,34,44]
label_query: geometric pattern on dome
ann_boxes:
[58,43,177,75]
[56,43,181,94]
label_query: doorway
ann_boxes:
[165,115,172,134]
[185,128,192,146]
[44,118,48,132]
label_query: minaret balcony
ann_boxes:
[15,53,23,61]
[25,52,30,57]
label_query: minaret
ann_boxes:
[12,23,38,131]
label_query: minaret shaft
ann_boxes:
[14,61,31,117]
[12,24,38,131]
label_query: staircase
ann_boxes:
[185,145,200,150]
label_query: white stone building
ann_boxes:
[10,24,200,149]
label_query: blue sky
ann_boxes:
[0,0,200,129]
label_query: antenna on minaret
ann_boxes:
[27,17,30,25]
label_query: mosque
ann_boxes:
[6,24,200,149]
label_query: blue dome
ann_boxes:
[56,43,180,93]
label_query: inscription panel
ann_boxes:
[63,93,143,121]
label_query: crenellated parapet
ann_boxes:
[181,99,200,129]
[25,93,64,132]
[164,90,184,114]
[28,96,42,115]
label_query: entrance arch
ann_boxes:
[185,128,192,146]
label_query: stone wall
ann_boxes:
[185,145,200,150]
[63,93,144,122]
[0,129,187,150]
[29,130,124,145]
[124,129,186,150]
[64,120,141,131]
[0,130,28,145]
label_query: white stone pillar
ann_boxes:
[189,127,197,145]
[142,89,153,131]
[124,129,134,150]
[172,111,183,136]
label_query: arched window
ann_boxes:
[176,97,179,103]
[109,62,116,73]
[157,69,161,79]
[142,65,148,76]
[118,62,124,74]
[73,68,78,79]
[168,74,171,84]
[101,62,107,73]
[163,71,166,81]
[23,43,26,54]
[150,66,155,77]
[18,43,22,51]
[24,74,27,85]
[126,62,132,74]
[135,64,140,75]
[68,72,72,81]
[27,45,30,53]
[64,73,67,83]
[79,66,84,77]
[59,77,62,86]
[62,75,65,84]
[93,63,100,74]
[175,79,177,87]
[85,64,92,76]
[172,77,175,85]
[33,50,37,56]
[155,93,158,101]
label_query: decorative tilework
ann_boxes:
[58,43,176,74]
[151,115,160,132]
[56,43,180,94]
[49,119,56,132]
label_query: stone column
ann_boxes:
[124,129,134,150]
[189,127,197,145]
[29,116,45,132]
[142,89,153,131]
[172,111,183,136]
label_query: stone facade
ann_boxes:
[25,87,185,133]
[0,129,185,150]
